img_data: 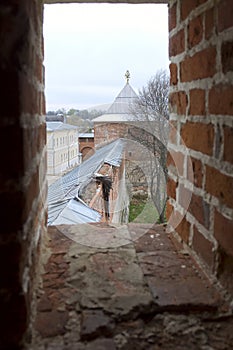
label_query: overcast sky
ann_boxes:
[43,3,169,112]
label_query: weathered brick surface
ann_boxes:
[205,165,233,208]
[223,126,233,163]
[189,89,206,116]
[167,177,177,200]
[181,0,207,20]
[181,122,214,155]
[175,213,191,244]
[217,0,233,32]
[169,91,187,115]
[192,226,214,268]
[169,2,176,31]
[190,157,203,188]
[167,149,185,177]
[180,47,216,82]
[169,63,178,85]
[214,211,233,256]
[168,120,177,144]
[168,0,233,300]
[189,193,210,229]
[221,40,233,74]
[169,29,185,57]
[178,185,192,214]
[205,7,214,39]
[209,84,233,115]
[188,14,203,48]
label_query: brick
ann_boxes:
[217,251,233,296]
[189,193,210,229]
[223,126,233,164]
[189,157,203,188]
[178,184,192,211]
[169,29,185,57]
[181,0,207,20]
[205,165,233,208]
[167,177,177,200]
[171,211,191,244]
[221,40,233,74]
[169,63,178,85]
[214,124,222,159]
[205,7,215,40]
[192,226,214,268]
[169,2,176,31]
[214,210,233,256]
[169,91,187,115]
[189,89,206,116]
[209,84,233,115]
[167,151,175,168]
[217,0,233,32]
[168,149,185,176]
[180,47,216,82]
[188,14,203,48]
[181,122,214,156]
[168,120,177,144]
[165,200,173,221]
[176,214,191,244]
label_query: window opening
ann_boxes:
[43,3,169,245]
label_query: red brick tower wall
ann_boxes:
[94,123,129,147]
[167,0,233,297]
[0,1,46,348]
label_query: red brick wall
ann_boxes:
[167,0,233,297]
[94,123,129,147]
[79,137,94,159]
[0,1,46,348]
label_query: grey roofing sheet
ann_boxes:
[48,138,125,225]
[52,199,102,225]
[79,133,94,138]
[46,121,78,131]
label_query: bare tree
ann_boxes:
[129,69,169,223]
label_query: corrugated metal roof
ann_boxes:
[47,121,78,131]
[48,138,125,225]
[52,199,102,225]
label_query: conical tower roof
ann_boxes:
[106,82,138,114]
[93,71,138,123]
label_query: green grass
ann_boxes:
[128,196,159,223]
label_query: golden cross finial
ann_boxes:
[125,70,130,84]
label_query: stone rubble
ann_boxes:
[29,224,233,350]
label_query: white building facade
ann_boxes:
[47,122,82,175]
